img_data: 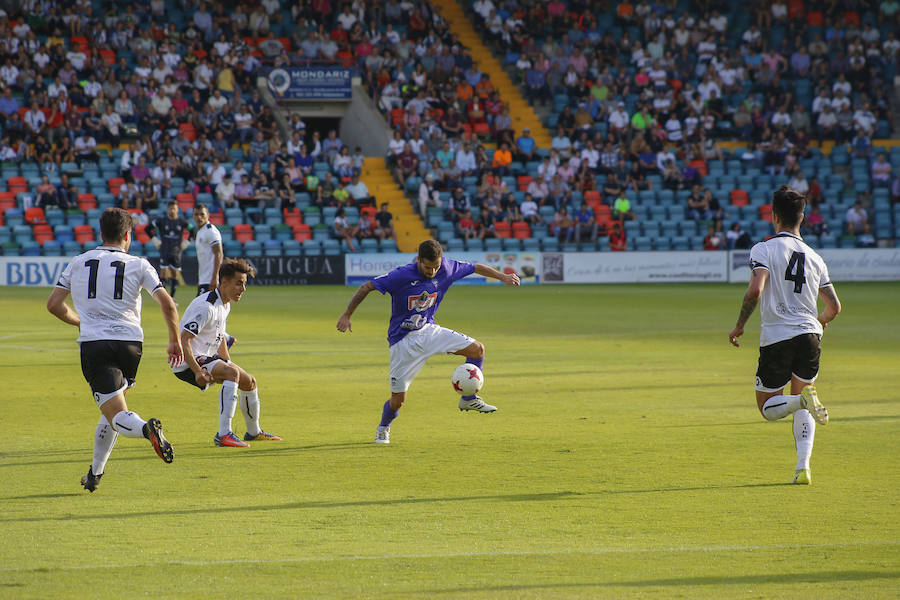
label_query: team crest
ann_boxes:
[407,291,437,312]
[185,321,199,334]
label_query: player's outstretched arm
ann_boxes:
[152,288,184,367]
[46,287,80,327]
[818,284,841,328]
[729,268,768,347]
[337,280,376,332]
[474,263,521,286]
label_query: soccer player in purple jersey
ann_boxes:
[336,240,520,444]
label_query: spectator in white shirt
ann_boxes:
[455,141,477,174]
[787,172,809,194]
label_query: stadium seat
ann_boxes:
[233,224,254,243]
[74,225,95,244]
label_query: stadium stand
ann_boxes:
[0,0,898,259]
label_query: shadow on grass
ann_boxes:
[0,482,802,521]
[419,570,900,594]
[0,442,372,468]
[2,493,82,500]
[0,490,584,522]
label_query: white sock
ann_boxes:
[793,409,816,470]
[112,410,147,438]
[218,380,238,436]
[91,415,118,475]
[240,388,261,437]
[761,394,803,421]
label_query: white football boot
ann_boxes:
[375,425,390,444]
[458,396,497,413]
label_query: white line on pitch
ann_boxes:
[1,540,896,573]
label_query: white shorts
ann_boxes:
[389,323,474,393]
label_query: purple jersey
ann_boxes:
[372,257,475,345]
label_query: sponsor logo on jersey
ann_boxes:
[407,291,437,312]
[185,321,199,334]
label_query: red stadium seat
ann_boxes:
[134,224,151,243]
[233,224,254,243]
[108,177,125,195]
[25,207,46,225]
[8,176,27,194]
[208,211,225,225]
[292,224,312,243]
[512,221,531,240]
[517,175,533,192]
[74,225,95,243]
[759,204,773,223]
[730,189,749,207]
[176,193,195,211]
[77,193,97,211]
[493,221,512,239]
[33,224,54,245]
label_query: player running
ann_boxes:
[46,208,183,492]
[729,185,841,485]
[148,200,192,301]
[336,239,520,444]
[172,258,281,447]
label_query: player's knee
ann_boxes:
[470,340,485,358]
[241,373,256,391]
[222,364,240,382]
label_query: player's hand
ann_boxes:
[728,325,743,347]
[195,368,212,386]
[168,340,184,367]
[504,272,521,286]
[336,313,352,333]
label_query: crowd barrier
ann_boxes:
[2,249,898,287]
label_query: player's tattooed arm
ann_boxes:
[735,293,759,328]
[729,268,767,347]
[337,280,376,332]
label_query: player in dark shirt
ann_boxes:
[147,201,193,300]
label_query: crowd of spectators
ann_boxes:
[465,0,900,246]
[0,0,397,245]
[3,0,899,254]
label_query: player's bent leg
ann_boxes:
[452,340,484,359]
[452,341,495,413]
[99,391,173,462]
[208,362,247,447]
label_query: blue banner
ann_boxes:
[266,67,352,100]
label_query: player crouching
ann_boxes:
[172,258,281,447]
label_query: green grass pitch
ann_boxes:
[1,282,898,599]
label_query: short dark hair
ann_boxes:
[167,200,177,208]
[418,239,443,262]
[99,207,133,243]
[772,185,806,229]
[219,258,256,280]
[195,203,209,214]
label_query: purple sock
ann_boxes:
[461,357,484,401]
[379,400,398,427]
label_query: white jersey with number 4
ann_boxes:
[195,222,222,286]
[749,232,831,347]
[56,246,164,342]
[178,289,230,362]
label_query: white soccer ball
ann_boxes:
[451,363,484,396]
